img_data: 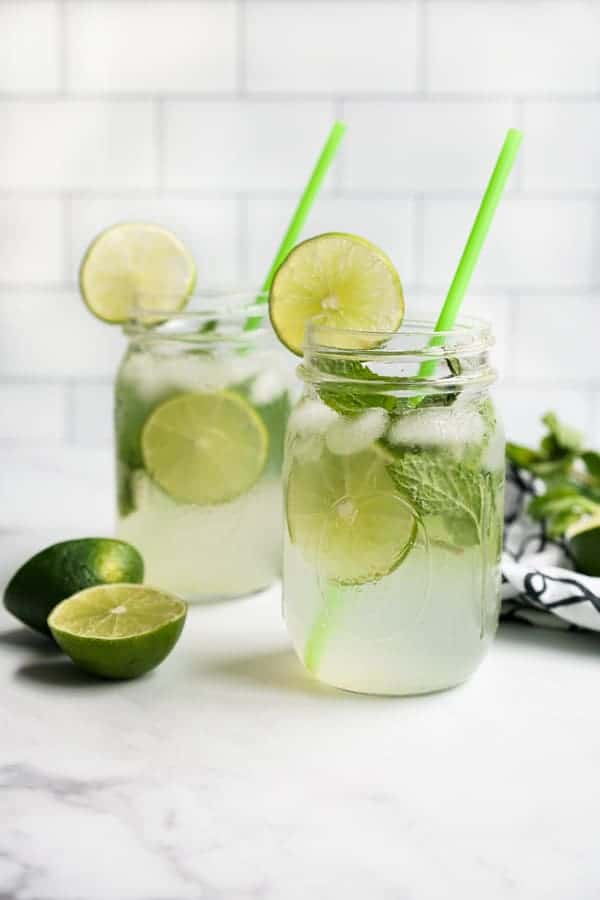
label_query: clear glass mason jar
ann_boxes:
[115,292,294,599]
[283,317,505,695]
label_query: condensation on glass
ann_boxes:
[283,316,504,695]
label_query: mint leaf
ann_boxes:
[386,450,484,544]
[314,357,457,417]
[506,442,542,469]
[582,451,600,481]
[540,411,583,457]
[528,483,599,537]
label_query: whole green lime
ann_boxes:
[568,521,600,577]
[4,538,144,636]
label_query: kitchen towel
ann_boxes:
[502,464,600,631]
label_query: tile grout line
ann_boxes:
[236,0,247,97]
[4,283,600,297]
[57,0,68,95]
[417,0,428,94]
[237,192,248,282]
[413,193,425,285]
[505,290,520,376]
[7,91,600,102]
[63,381,77,445]
[585,387,597,442]
[333,98,345,193]
[512,99,525,192]
[61,191,73,284]
[155,99,166,189]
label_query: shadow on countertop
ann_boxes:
[14,659,113,689]
[497,621,600,660]
[204,647,341,698]
[0,626,61,654]
[0,626,116,689]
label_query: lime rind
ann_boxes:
[269,232,405,356]
[48,584,187,680]
[3,538,144,636]
[79,222,196,324]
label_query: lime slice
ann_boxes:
[79,223,196,323]
[141,391,268,506]
[48,584,186,679]
[286,447,417,585]
[567,517,600,577]
[3,538,144,636]
[269,233,404,355]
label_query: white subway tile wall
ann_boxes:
[0,0,598,453]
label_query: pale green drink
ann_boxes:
[283,318,504,695]
[115,296,293,599]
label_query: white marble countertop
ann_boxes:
[2,454,600,899]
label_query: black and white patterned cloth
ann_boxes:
[502,464,600,631]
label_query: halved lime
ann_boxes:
[286,447,417,585]
[48,584,186,679]
[79,223,196,323]
[4,538,144,636]
[269,233,404,355]
[141,391,268,506]
[568,518,600,577]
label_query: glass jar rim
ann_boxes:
[302,314,496,394]
[123,288,270,341]
[305,314,493,357]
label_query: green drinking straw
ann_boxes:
[418,127,523,383]
[304,128,523,679]
[244,120,346,332]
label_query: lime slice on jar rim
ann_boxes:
[269,232,405,356]
[79,222,196,324]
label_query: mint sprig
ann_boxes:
[386,450,485,545]
[314,356,458,417]
[507,412,600,538]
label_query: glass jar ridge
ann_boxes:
[283,315,504,696]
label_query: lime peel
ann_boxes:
[79,222,196,324]
[269,232,405,356]
[48,584,187,679]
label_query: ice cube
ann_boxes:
[483,425,505,471]
[288,400,339,436]
[387,406,485,449]
[288,400,339,463]
[250,369,285,405]
[326,408,389,456]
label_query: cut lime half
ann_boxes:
[269,233,405,355]
[141,391,269,506]
[79,223,196,323]
[48,584,186,679]
[286,447,417,585]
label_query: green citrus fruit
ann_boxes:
[269,232,404,355]
[79,222,196,324]
[141,390,269,505]
[4,538,144,636]
[568,518,600,577]
[286,446,417,585]
[48,584,186,679]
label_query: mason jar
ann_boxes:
[283,317,504,695]
[115,292,293,599]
